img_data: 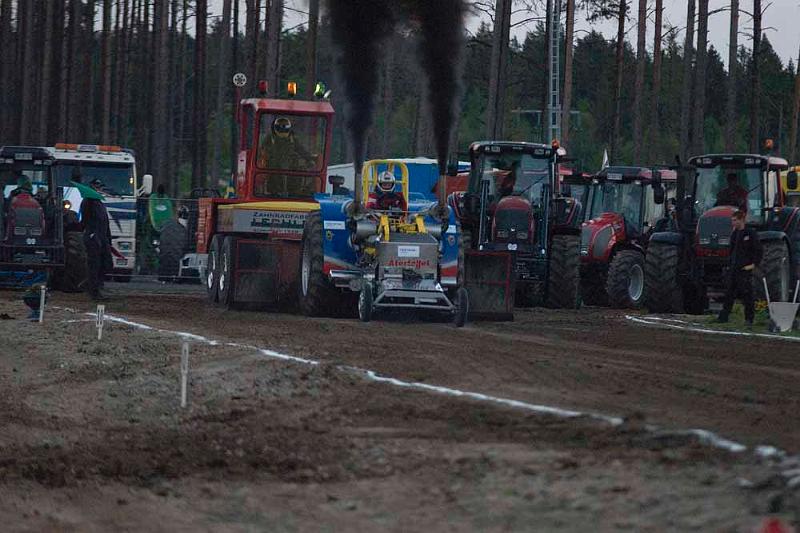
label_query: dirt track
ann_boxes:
[1,285,799,531]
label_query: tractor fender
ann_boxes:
[315,196,359,275]
[758,230,787,242]
[649,231,683,246]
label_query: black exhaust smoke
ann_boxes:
[403,0,466,177]
[325,0,394,208]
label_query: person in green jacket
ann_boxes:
[148,184,174,232]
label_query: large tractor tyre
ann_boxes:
[644,241,683,313]
[57,231,89,293]
[606,250,646,309]
[580,274,608,307]
[218,235,236,308]
[546,234,581,309]
[757,240,791,302]
[206,234,222,303]
[158,219,188,282]
[299,211,339,317]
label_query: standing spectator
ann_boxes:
[717,209,763,325]
[81,179,113,300]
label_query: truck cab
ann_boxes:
[49,143,152,278]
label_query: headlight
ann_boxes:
[698,237,710,245]
[517,231,529,240]
[496,229,509,238]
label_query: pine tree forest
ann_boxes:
[1,0,799,195]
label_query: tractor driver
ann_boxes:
[716,172,748,211]
[367,171,406,212]
[8,173,34,201]
[259,117,315,171]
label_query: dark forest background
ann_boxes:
[0,0,798,195]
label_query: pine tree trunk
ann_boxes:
[166,0,179,195]
[610,0,627,163]
[679,0,696,162]
[211,0,233,186]
[231,0,240,174]
[382,41,394,155]
[485,0,511,139]
[193,0,208,189]
[304,0,319,99]
[561,0,575,148]
[152,0,170,189]
[67,0,83,141]
[632,0,647,162]
[0,0,12,142]
[790,42,800,163]
[725,0,739,151]
[38,0,56,144]
[692,0,708,154]
[245,0,259,93]
[84,0,97,140]
[749,0,761,152]
[265,0,283,96]
[648,0,663,162]
[100,0,112,141]
[19,0,36,144]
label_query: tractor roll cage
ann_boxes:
[237,98,334,201]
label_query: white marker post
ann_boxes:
[96,304,106,340]
[38,286,46,323]
[180,342,189,408]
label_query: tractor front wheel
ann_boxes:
[206,235,221,303]
[358,288,373,322]
[57,231,88,292]
[546,234,581,309]
[644,241,683,313]
[757,240,791,302]
[606,250,645,309]
[218,235,235,308]
[299,211,338,316]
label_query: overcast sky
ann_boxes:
[208,0,800,69]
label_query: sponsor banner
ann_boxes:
[218,209,308,239]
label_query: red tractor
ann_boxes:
[450,141,583,309]
[197,80,341,311]
[645,153,799,313]
[580,166,676,308]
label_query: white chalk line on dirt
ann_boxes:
[626,315,800,343]
[65,308,787,459]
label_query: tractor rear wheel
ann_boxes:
[546,234,581,309]
[757,240,791,302]
[580,269,608,306]
[299,211,338,316]
[158,219,187,282]
[206,234,221,303]
[644,241,683,313]
[218,235,235,308]
[57,231,88,292]
[606,250,645,309]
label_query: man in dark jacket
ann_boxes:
[717,209,763,325]
[81,179,113,300]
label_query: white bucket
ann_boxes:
[768,302,800,332]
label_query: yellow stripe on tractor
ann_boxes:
[217,201,321,212]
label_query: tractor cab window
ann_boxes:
[590,182,643,225]
[0,167,50,200]
[474,152,550,205]
[257,114,326,173]
[695,165,763,222]
[766,170,779,208]
[787,193,800,207]
[53,163,135,197]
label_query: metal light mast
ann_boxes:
[547,0,562,143]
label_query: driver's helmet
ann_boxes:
[16,174,32,192]
[272,117,292,139]
[376,170,396,193]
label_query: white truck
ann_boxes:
[49,143,152,279]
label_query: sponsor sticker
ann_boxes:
[324,220,346,230]
[387,258,432,269]
[397,245,420,258]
